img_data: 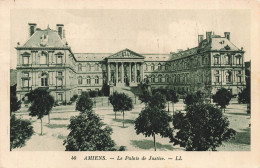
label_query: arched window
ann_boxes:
[158,63,162,71]
[158,75,162,83]
[144,63,148,71]
[40,52,47,64]
[78,63,82,72]
[78,76,82,85]
[41,72,48,86]
[87,76,91,84]
[95,76,99,84]
[165,74,169,83]
[95,63,99,71]
[151,75,155,83]
[226,71,232,83]
[151,63,155,71]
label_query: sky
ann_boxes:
[10,9,251,68]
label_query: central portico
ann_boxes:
[106,49,145,87]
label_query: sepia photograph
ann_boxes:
[1,0,260,167]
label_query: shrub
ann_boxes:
[89,90,98,98]
[10,114,34,150]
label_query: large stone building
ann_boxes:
[15,23,246,102]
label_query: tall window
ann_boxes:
[87,76,91,84]
[144,63,148,71]
[23,79,29,87]
[57,78,63,86]
[57,93,63,101]
[158,75,162,82]
[95,63,99,71]
[214,56,220,65]
[151,75,155,83]
[151,64,155,71]
[78,76,82,85]
[165,64,168,70]
[41,73,48,86]
[158,63,162,71]
[226,71,232,83]
[165,75,169,82]
[57,55,63,64]
[237,70,242,83]
[40,52,47,64]
[236,56,242,65]
[23,56,29,65]
[226,55,232,65]
[95,76,99,84]
[215,70,220,83]
[78,64,82,72]
[87,63,91,71]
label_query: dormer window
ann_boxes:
[40,52,48,64]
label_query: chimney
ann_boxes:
[206,32,212,43]
[28,23,37,36]
[198,35,204,45]
[224,32,230,40]
[56,24,64,39]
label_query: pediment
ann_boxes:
[107,49,145,59]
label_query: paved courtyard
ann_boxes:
[13,98,250,151]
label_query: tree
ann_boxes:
[138,83,152,105]
[170,103,236,151]
[27,88,54,135]
[76,92,93,113]
[167,89,179,116]
[10,91,21,113]
[212,88,232,112]
[63,110,118,151]
[135,92,172,151]
[10,114,34,151]
[184,91,204,106]
[238,87,250,114]
[109,92,133,127]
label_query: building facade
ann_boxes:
[16,23,246,102]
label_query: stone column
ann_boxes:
[129,63,132,83]
[141,63,144,82]
[108,62,110,84]
[116,62,118,85]
[121,62,124,83]
[134,62,137,83]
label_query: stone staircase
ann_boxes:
[113,86,136,97]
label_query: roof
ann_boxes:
[74,53,112,61]
[170,36,243,61]
[74,52,170,62]
[22,28,67,48]
[210,37,240,51]
[143,54,170,61]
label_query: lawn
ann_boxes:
[13,98,250,151]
